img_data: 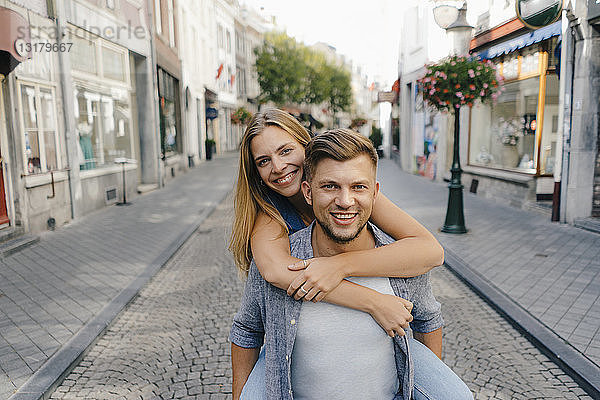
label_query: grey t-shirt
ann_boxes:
[291,276,399,399]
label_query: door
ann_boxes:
[0,84,9,225]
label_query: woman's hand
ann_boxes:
[367,293,413,337]
[286,257,347,302]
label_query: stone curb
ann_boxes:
[443,248,600,398]
[8,189,232,400]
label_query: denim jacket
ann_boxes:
[230,222,444,400]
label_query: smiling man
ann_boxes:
[230,129,472,400]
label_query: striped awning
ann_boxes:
[475,20,561,59]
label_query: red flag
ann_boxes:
[369,82,375,91]
[230,74,235,85]
[216,64,224,79]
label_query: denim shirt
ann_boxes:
[229,222,444,400]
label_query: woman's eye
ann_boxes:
[281,148,292,155]
[257,159,269,167]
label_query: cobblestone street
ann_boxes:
[49,196,592,400]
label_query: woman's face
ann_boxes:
[250,126,305,198]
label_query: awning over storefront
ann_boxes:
[0,6,31,75]
[475,20,561,60]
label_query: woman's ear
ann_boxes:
[301,180,312,206]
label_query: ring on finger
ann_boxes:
[299,287,308,294]
[302,259,307,268]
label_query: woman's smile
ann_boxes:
[272,169,299,186]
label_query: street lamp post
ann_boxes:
[433,1,473,234]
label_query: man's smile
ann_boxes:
[330,211,359,225]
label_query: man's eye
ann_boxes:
[323,184,337,189]
[354,185,367,190]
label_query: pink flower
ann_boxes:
[451,61,456,66]
[455,104,460,108]
[468,69,475,78]
[456,92,463,98]
[429,89,435,95]
[483,83,489,89]
[480,90,485,96]
[469,84,476,91]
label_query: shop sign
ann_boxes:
[589,0,600,22]
[516,0,563,29]
[206,107,218,120]
[377,91,396,103]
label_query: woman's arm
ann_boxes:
[251,212,413,336]
[287,193,444,301]
[344,192,444,277]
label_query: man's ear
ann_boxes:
[301,180,312,205]
[373,181,380,202]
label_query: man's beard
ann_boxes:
[316,214,369,244]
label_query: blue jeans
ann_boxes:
[240,338,473,400]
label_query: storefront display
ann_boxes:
[158,67,180,156]
[70,29,134,171]
[469,42,559,175]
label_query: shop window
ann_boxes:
[75,88,132,170]
[540,74,559,174]
[469,77,539,172]
[158,68,180,156]
[19,84,61,174]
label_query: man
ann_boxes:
[230,129,470,400]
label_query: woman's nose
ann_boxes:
[271,157,285,173]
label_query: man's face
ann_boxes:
[302,155,379,244]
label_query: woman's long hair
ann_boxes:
[229,108,312,275]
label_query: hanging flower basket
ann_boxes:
[417,55,504,113]
[231,107,253,125]
[349,117,368,129]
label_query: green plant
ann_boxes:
[205,138,216,146]
[231,107,253,125]
[418,55,503,112]
[369,125,382,148]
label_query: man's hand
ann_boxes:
[366,293,414,337]
[287,257,346,302]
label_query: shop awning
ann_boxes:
[475,20,561,60]
[0,6,31,75]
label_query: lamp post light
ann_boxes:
[433,1,473,234]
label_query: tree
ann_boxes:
[254,31,352,113]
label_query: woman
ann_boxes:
[230,109,472,400]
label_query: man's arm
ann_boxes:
[414,328,442,359]
[231,344,260,400]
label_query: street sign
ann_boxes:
[516,0,563,29]
[589,0,600,22]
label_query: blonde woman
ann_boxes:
[230,109,471,399]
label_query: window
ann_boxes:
[102,46,125,81]
[75,87,133,170]
[19,84,60,174]
[469,77,539,172]
[106,0,115,9]
[70,35,97,75]
[218,25,224,49]
[167,0,175,47]
[226,30,231,53]
[154,0,162,35]
[157,67,180,156]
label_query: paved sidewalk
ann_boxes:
[0,153,237,400]
[378,158,600,397]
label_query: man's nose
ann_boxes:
[335,188,354,208]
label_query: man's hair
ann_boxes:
[304,128,378,182]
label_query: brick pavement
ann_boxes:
[50,195,591,399]
[377,158,600,394]
[0,154,237,400]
